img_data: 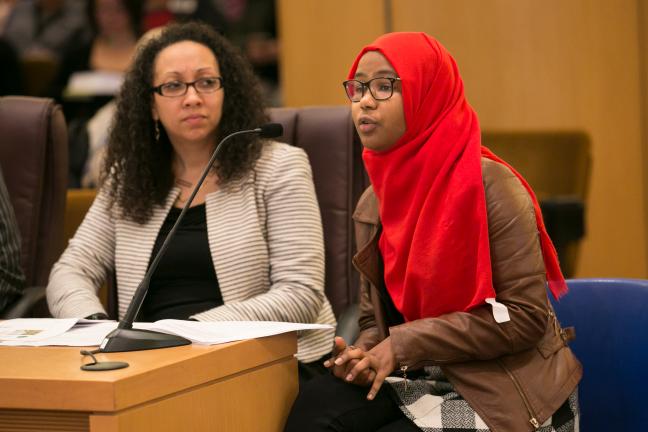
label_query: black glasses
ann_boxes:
[151,77,224,97]
[342,77,401,102]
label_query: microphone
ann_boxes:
[99,123,284,354]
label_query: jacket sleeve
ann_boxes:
[388,160,550,368]
[47,188,115,318]
[0,171,25,312]
[354,274,381,350]
[352,187,383,350]
[191,145,330,325]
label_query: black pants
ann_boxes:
[285,372,420,432]
[298,354,330,386]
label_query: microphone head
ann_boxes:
[258,123,283,139]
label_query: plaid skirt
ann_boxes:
[386,366,579,432]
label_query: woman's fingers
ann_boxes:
[345,356,373,381]
[323,336,348,367]
[333,336,347,353]
[331,358,359,380]
[331,344,363,367]
[350,367,375,386]
[367,369,388,400]
[323,336,395,392]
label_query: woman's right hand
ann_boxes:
[323,336,376,386]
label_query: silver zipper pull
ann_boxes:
[400,365,408,391]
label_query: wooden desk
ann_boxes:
[0,333,298,431]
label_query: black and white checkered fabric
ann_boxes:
[386,366,579,432]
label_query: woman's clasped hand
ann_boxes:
[324,336,397,399]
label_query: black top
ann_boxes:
[138,204,223,321]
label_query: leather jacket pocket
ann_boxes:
[537,332,564,359]
[537,308,573,359]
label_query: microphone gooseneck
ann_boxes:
[258,123,283,139]
[99,123,283,353]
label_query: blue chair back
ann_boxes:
[551,278,648,431]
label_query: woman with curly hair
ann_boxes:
[47,22,336,377]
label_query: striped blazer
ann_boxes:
[47,142,336,362]
[0,166,25,313]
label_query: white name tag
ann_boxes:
[485,298,511,323]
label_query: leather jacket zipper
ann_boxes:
[498,360,540,429]
[400,365,408,390]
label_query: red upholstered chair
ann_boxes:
[0,96,68,318]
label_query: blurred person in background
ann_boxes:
[143,0,174,31]
[213,0,278,104]
[0,37,22,95]
[0,0,17,32]
[1,0,88,62]
[0,0,21,95]
[52,0,144,187]
[190,0,279,105]
[51,0,144,101]
[76,27,165,188]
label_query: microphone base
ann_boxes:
[100,328,191,353]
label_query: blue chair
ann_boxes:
[551,278,648,431]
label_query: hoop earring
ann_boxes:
[154,121,160,143]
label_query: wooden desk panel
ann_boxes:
[0,333,298,431]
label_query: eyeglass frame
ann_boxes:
[151,77,224,97]
[342,77,402,102]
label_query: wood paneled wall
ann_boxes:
[640,0,648,276]
[277,0,648,278]
[277,0,385,106]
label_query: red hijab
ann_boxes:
[348,33,566,322]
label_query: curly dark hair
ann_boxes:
[103,21,268,224]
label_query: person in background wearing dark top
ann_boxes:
[0,37,22,95]
[0,166,25,315]
[46,22,335,380]
[50,0,144,102]
[285,32,582,431]
[1,0,88,61]
[190,0,279,105]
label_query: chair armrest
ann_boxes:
[2,286,47,319]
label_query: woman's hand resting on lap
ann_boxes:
[324,336,397,400]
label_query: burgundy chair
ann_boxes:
[268,106,368,337]
[0,96,68,317]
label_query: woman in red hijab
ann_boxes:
[285,32,581,432]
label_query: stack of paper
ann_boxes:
[0,319,332,347]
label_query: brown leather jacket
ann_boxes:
[351,158,582,431]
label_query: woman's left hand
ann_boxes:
[342,337,397,400]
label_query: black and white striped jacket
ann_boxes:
[47,142,336,362]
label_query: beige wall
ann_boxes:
[640,0,648,275]
[277,0,385,106]
[278,0,648,278]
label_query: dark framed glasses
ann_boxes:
[342,77,401,102]
[151,77,224,97]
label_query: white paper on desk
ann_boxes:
[0,320,332,347]
[0,321,117,346]
[141,320,333,345]
[0,318,79,341]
